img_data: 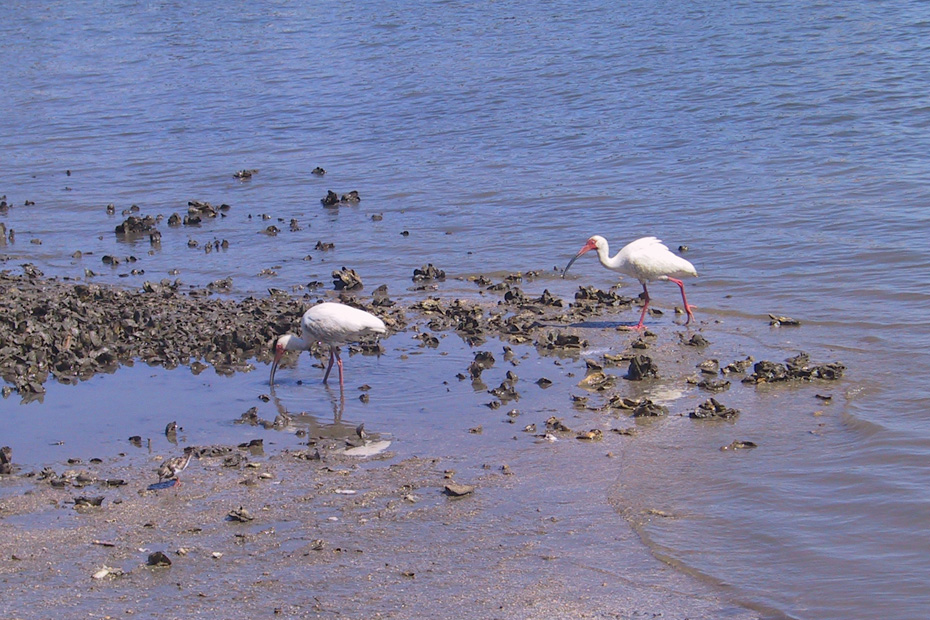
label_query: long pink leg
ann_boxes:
[322,348,336,383]
[334,348,345,388]
[634,283,651,329]
[667,277,696,325]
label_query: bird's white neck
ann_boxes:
[279,333,311,352]
[594,240,617,269]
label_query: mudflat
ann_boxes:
[0,271,838,618]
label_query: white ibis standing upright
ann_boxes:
[270,302,387,388]
[563,235,698,329]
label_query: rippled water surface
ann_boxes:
[2,2,930,618]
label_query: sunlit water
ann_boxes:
[2,2,930,618]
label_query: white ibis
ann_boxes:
[157,451,193,486]
[563,235,698,328]
[270,302,387,388]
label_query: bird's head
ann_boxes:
[269,334,294,386]
[584,235,607,253]
[562,235,606,277]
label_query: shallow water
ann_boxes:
[2,2,930,618]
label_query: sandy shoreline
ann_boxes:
[0,273,832,618]
[0,431,760,619]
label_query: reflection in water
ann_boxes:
[268,384,388,453]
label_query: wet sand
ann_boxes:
[0,271,840,619]
[0,442,760,619]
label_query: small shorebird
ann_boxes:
[157,451,193,486]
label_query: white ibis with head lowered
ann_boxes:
[563,235,698,329]
[270,302,387,388]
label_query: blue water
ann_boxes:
[2,2,930,618]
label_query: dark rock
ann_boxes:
[691,398,740,420]
[573,286,634,308]
[502,287,525,304]
[0,445,12,474]
[371,284,394,307]
[115,215,158,237]
[722,357,754,374]
[721,440,758,451]
[236,407,263,426]
[223,453,244,469]
[74,496,105,507]
[812,363,845,380]
[488,382,519,403]
[417,333,439,348]
[22,263,43,279]
[545,416,572,432]
[473,351,495,369]
[321,191,340,207]
[769,314,801,326]
[698,378,731,393]
[190,445,234,458]
[413,264,445,282]
[227,506,254,522]
[340,190,360,204]
[603,395,640,410]
[188,200,219,218]
[631,400,668,417]
[532,289,562,307]
[743,353,844,384]
[147,551,172,567]
[332,267,363,291]
[625,355,657,381]
[443,483,475,497]
[744,360,790,383]
[682,333,709,347]
[539,331,585,351]
[577,371,615,391]
[207,277,233,293]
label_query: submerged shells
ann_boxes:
[743,353,845,384]
[0,272,315,397]
[625,355,658,381]
[690,398,740,420]
[332,267,363,291]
